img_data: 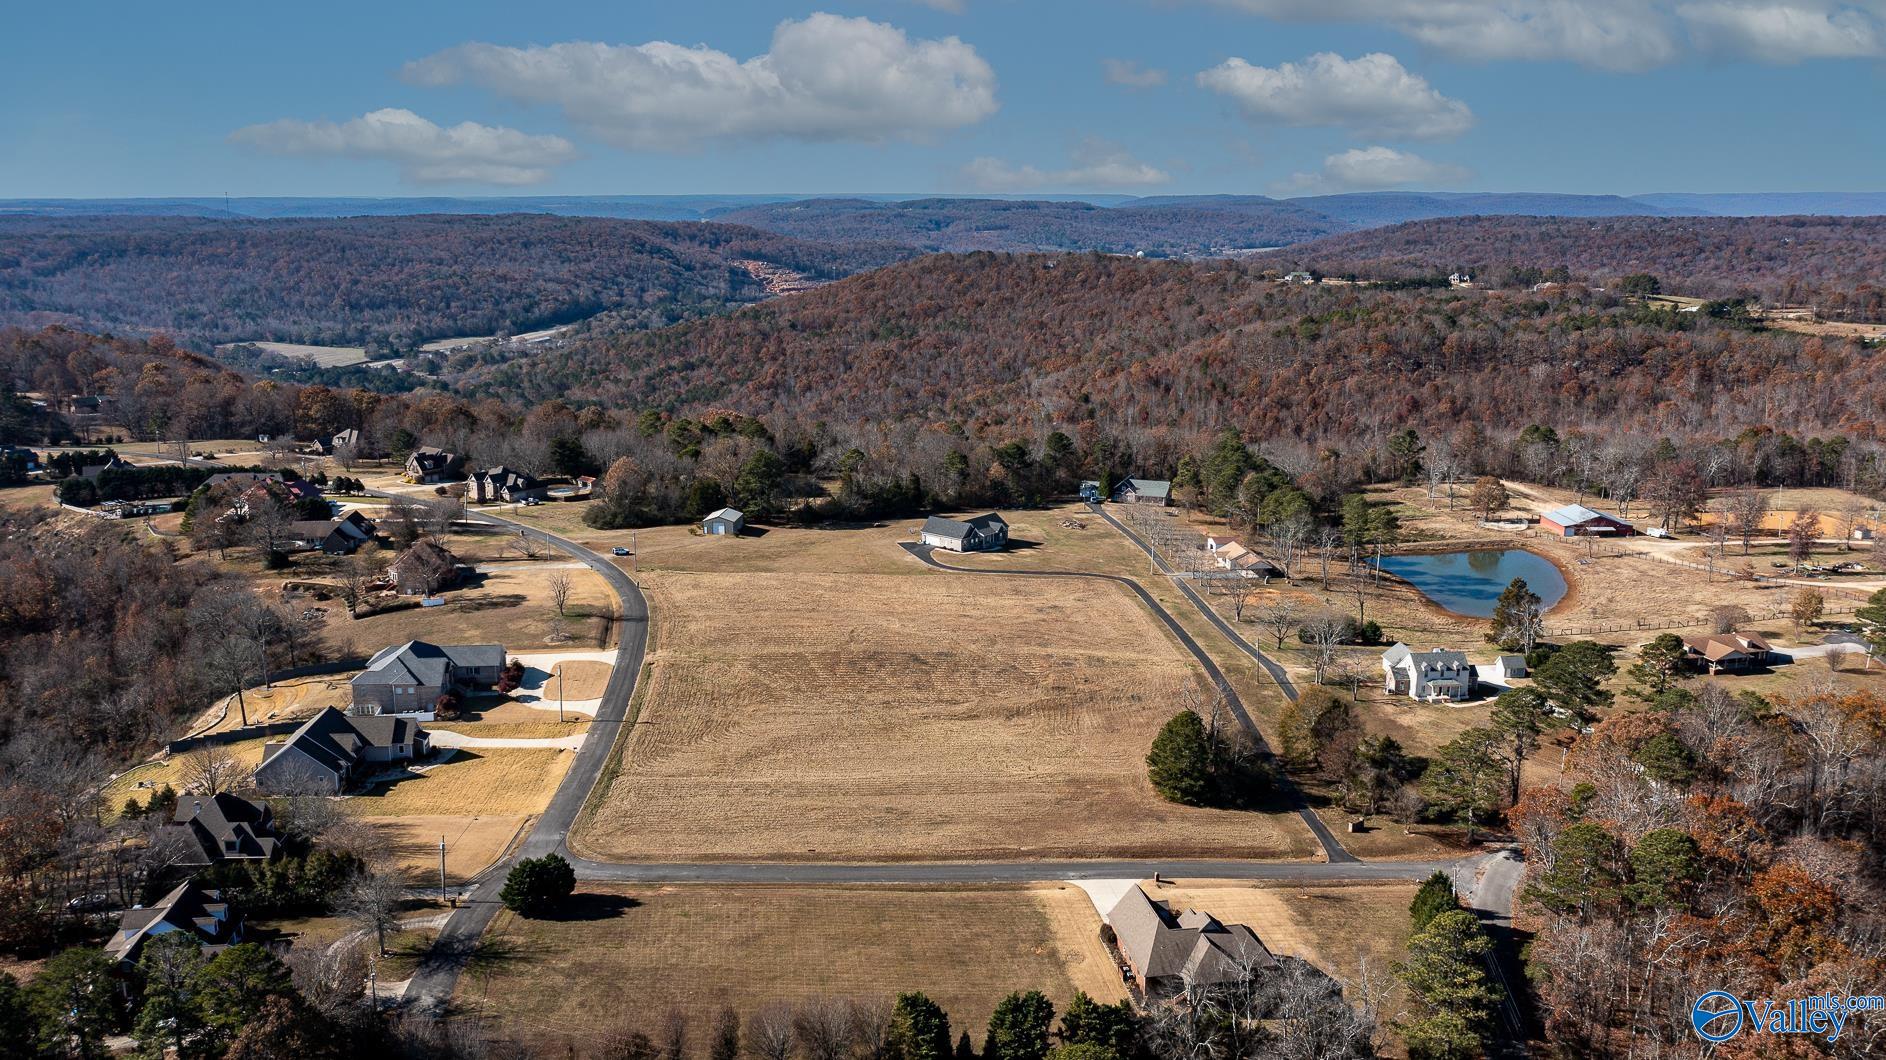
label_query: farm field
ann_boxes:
[215,340,370,366]
[574,555,1316,862]
[455,883,1126,1048]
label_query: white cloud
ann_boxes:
[1102,58,1169,88]
[1677,2,1884,61]
[1282,145,1470,192]
[1197,52,1472,139]
[1201,1,1681,70]
[959,140,1172,191]
[1201,0,1886,68]
[229,108,576,186]
[402,13,999,151]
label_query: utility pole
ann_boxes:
[558,668,565,724]
[368,956,378,1013]
[438,836,447,904]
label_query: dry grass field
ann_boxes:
[575,563,1316,862]
[456,883,1125,1048]
[548,660,612,699]
[215,340,370,366]
[431,698,592,740]
[358,814,529,885]
[345,748,573,817]
[298,564,616,656]
[102,737,275,816]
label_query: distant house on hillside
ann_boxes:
[1382,644,1479,702]
[1112,479,1172,506]
[388,539,462,596]
[1283,271,1315,285]
[1540,504,1635,537]
[253,707,432,794]
[404,447,464,484]
[920,513,1009,553]
[701,507,746,536]
[1106,886,1277,995]
[166,793,280,868]
[1207,539,1281,581]
[470,466,547,503]
[75,455,132,480]
[350,640,505,717]
[105,881,241,966]
[1682,632,1774,674]
[314,428,361,456]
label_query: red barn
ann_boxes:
[1540,503,1635,537]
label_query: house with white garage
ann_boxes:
[1382,644,1479,702]
[920,513,1009,553]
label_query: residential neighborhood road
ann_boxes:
[902,541,1355,865]
[399,506,649,1014]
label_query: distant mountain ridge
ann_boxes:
[8,190,1880,261]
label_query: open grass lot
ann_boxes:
[432,698,592,740]
[345,749,572,817]
[548,659,612,699]
[265,560,617,656]
[191,673,349,735]
[0,484,55,511]
[456,884,1125,1047]
[358,813,529,886]
[576,560,1315,862]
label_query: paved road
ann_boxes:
[1084,502,1302,701]
[569,857,1461,884]
[902,541,1355,864]
[400,506,650,1013]
[1457,849,1530,1054]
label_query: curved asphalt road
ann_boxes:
[392,501,1469,1012]
[902,541,1354,864]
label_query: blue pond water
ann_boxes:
[1374,550,1568,619]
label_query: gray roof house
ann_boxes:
[1382,644,1478,702]
[167,793,280,868]
[253,707,431,794]
[702,507,746,536]
[1112,478,1172,506]
[387,539,462,596]
[919,513,1009,553]
[350,640,505,718]
[105,880,241,966]
[1107,886,1278,994]
[470,466,548,503]
[404,447,464,483]
[284,520,362,555]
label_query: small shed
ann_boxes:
[702,507,746,536]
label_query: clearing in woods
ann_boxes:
[454,883,1126,1044]
[573,561,1315,862]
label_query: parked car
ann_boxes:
[612,546,630,557]
[66,893,110,913]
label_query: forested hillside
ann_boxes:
[708,197,1346,255]
[471,251,1886,451]
[0,215,909,350]
[1287,215,1886,318]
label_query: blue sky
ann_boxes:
[3,0,1883,197]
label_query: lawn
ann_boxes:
[574,559,1316,863]
[356,813,529,886]
[214,341,370,367]
[293,563,616,654]
[102,737,275,816]
[344,748,572,817]
[431,698,591,740]
[455,884,1125,1049]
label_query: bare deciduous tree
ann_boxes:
[179,743,248,795]
[1727,488,1771,555]
[1258,596,1301,651]
[1221,573,1260,622]
[547,571,573,617]
[1305,612,1347,686]
[339,870,406,956]
[747,1004,796,1060]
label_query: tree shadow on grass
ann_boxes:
[528,892,641,923]
[456,593,527,613]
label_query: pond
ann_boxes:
[1374,549,1569,619]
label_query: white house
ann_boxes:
[1382,644,1478,702]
